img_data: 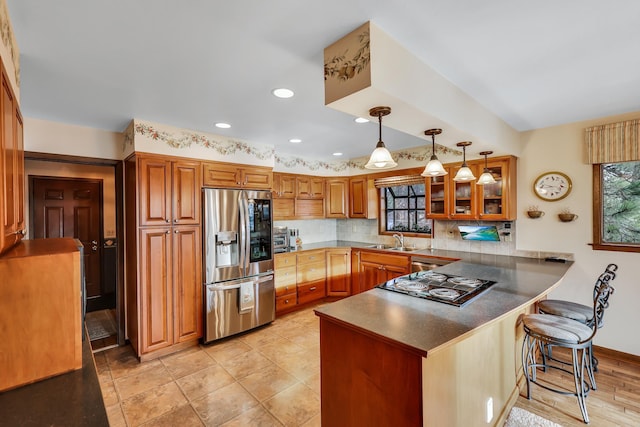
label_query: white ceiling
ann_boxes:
[6,0,640,161]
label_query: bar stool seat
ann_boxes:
[523,314,593,343]
[538,300,592,324]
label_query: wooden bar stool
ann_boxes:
[521,265,617,424]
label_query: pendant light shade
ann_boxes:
[364,106,397,170]
[476,151,497,185]
[453,141,476,182]
[421,128,448,177]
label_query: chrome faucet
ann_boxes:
[392,233,404,249]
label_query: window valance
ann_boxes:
[585,118,640,164]
[373,175,424,188]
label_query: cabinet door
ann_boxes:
[325,179,348,218]
[241,167,273,190]
[476,157,517,220]
[273,173,296,198]
[326,249,351,297]
[296,175,324,198]
[384,264,409,281]
[172,160,201,225]
[139,157,172,226]
[449,176,477,220]
[202,162,240,188]
[1,72,16,251]
[173,226,202,343]
[360,261,387,292]
[426,173,450,219]
[349,177,376,219]
[139,228,173,353]
[14,109,23,238]
[273,198,295,220]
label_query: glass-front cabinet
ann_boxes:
[426,156,517,220]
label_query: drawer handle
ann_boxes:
[310,287,317,291]
[285,299,290,303]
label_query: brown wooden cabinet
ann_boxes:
[325,178,349,218]
[272,173,296,198]
[297,250,326,305]
[0,59,24,255]
[202,161,272,189]
[326,248,351,297]
[356,250,410,293]
[426,155,517,221]
[275,252,298,314]
[349,176,377,219]
[126,153,203,360]
[296,175,324,198]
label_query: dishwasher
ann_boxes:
[410,256,453,272]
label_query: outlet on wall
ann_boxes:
[486,397,493,423]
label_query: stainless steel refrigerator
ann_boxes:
[202,188,275,343]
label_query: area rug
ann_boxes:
[85,309,117,341]
[504,406,563,427]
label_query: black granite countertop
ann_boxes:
[0,334,109,427]
[315,253,573,358]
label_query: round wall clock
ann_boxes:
[533,171,572,201]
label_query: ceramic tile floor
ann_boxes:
[96,305,324,426]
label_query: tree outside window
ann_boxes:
[594,160,640,251]
[381,183,432,236]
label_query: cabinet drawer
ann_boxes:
[297,260,326,283]
[275,283,297,297]
[276,293,297,312]
[275,266,297,288]
[275,252,297,269]
[297,250,325,265]
[297,281,326,305]
[360,251,410,268]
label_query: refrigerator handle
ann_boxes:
[238,191,249,276]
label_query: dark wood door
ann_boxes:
[31,177,103,302]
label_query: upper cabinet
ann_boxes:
[296,175,324,199]
[349,176,377,219]
[273,173,296,198]
[0,59,25,255]
[203,161,272,189]
[426,156,517,221]
[325,178,349,218]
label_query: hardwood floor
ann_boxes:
[516,346,640,426]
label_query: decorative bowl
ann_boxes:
[527,210,544,219]
[558,213,578,222]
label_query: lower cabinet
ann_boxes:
[275,252,298,314]
[357,250,410,293]
[326,248,351,297]
[132,226,202,358]
[296,250,326,305]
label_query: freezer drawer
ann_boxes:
[204,274,275,343]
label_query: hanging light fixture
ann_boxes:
[364,106,398,170]
[476,151,496,185]
[421,128,448,177]
[453,141,476,182]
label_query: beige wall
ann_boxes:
[518,111,640,356]
[25,160,117,238]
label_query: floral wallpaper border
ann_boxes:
[0,0,19,87]
[129,121,274,160]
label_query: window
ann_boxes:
[380,183,432,236]
[593,160,640,252]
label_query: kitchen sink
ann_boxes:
[366,244,393,249]
[390,247,419,252]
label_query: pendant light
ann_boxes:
[364,106,397,170]
[476,151,497,185]
[421,128,448,177]
[453,141,476,182]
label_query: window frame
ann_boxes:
[592,163,640,252]
[378,183,432,238]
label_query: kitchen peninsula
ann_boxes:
[315,254,573,427]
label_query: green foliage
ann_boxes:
[602,161,640,243]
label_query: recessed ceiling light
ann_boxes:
[289,138,302,143]
[354,117,369,123]
[215,122,231,129]
[272,88,294,99]
[333,152,343,156]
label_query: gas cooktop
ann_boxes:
[377,270,496,307]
